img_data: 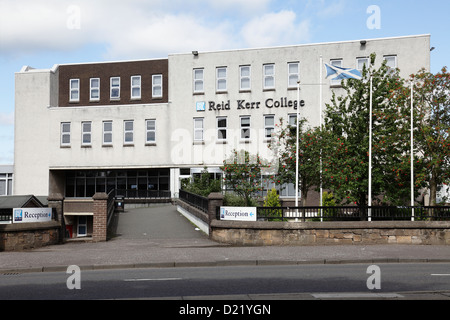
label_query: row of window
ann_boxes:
[60,115,297,148]
[60,120,156,147]
[193,63,299,94]
[193,114,297,142]
[192,55,397,93]
[69,75,163,102]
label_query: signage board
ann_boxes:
[13,208,52,223]
[220,206,257,222]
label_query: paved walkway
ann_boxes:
[1,204,450,273]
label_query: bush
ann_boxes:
[263,188,283,221]
[223,193,257,207]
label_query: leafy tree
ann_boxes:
[410,67,450,205]
[268,118,321,205]
[322,53,413,206]
[221,150,268,206]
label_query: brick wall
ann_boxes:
[0,221,60,251]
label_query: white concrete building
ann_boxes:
[14,34,431,203]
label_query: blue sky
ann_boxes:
[0,0,449,165]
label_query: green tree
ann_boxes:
[263,187,282,220]
[322,53,413,206]
[410,67,450,205]
[221,150,267,206]
[268,118,321,205]
[182,167,222,197]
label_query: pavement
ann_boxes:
[2,203,450,274]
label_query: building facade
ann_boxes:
[14,35,431,205]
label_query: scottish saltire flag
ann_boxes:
[325,63,362,81]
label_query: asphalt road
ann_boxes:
[1,263,450,301]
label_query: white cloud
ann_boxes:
[0,0,310,59]
[241,10,311,48]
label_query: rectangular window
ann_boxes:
[61,122,71,146]
[194,118,204,141]
[193,68,204,93]
[90,78,100,101]
[288,62,299,88]
[263,64,275,90]
[124,120,134,145]
[240,116,251,140]
[110,77,120,100]
[288,114,297,127]
[264,115,275,139]
[70,79,80,102]
[146,119,156,143]
[216,67,227,92]
[356,57,369,73]
[131,76,141,99]
[152,74,163,98]
[217,117,227,141]
[103,121,113,146]
[240,65,251,91]
[82,122,92,146]
[77,216,87,237]
[384,55,397,75]
[330,59,342,86]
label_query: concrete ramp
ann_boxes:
[111,204,211,244]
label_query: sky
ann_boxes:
[0,0,449,165]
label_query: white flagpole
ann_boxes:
[411,81,415,221]
[368,76,373,222]
[295,80,300,208]
[319,56,323,221]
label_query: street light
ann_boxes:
[295,80,300,208]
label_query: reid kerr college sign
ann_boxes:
[196,97,305,112]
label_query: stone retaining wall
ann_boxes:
[210,220,450,246]
[0,221,61,251]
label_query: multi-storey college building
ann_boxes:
[14,35,431,236]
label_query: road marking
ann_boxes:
[312,293,404,299]
[124,278,182,282]
[431,274,450,276]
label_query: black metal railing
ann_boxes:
[113,189,171,199]
[179,189,209,213]
[256,206,450,222]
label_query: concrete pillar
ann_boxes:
[92,193,108,242]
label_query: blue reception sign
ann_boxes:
[220,207,257,221]
[13,208,52,223]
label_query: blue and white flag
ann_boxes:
[325,63,362,81]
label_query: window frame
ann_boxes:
[102,121,113,146]
[264,115,275,139]
[81,121,92,146]
[152,74,163,98]
[217,116,227,142]
[240,65,251,91]
[146,119,156,144]
[123,120,134,145]
[240,116,251,140]
[90,78,100,102]
[131,75,141,100]
[288,62,300,88]
[329,59,343,87]
[263,64,275,90]
[193,68,204,94]
[216,67,227,92]
[69,79,80,102]
[110,77,121,100]
[193,118,204,142]
[61,122,71,147]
